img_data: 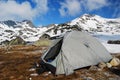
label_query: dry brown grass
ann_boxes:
[0,45,120,80]
[0,45,44,80]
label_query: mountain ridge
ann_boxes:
[0,14,120,44]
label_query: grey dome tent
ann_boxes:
[40,31,112,75]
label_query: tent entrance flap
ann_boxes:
[44,39,63,62]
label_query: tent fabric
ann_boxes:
[44,39,63,62]
[41,31,112,75]
[42,38,62,60]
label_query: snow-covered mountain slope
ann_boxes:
[0,20,47,43]
[0,14,120,53]
[44,14,120,38]
[69,14,120,34]
[0,14,120,44]
[92,33,120,53]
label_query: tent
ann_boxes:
[40,31,112,75]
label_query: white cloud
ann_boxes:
[86,0,108,11]
[33,0,48,16]
[59,0,81,16]
[0,0,48,21]
[112,0,120,18]
[59,0,108,17]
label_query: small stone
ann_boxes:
[98,62,106,69]
[48,71,51,74]
[97,68,102,71]
[104,72,110,77]
[110,57,120,67]
[84,77,95,80]
[29,77,32,80]
[89,65,98,71]
[30,73,38,76]
[106,63,112,68]
[43,71,51,77]
[29,68,36,71]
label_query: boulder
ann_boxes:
[110,58,120,67]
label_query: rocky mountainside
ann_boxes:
[45,14,120,36]
[0,14,120,44]
[69,14,120,33]
[0,20,47,43]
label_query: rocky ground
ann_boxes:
[0,45,120,80]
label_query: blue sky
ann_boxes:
[0,0,120,27]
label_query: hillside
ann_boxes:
[0,45,120,80]
[0,20,47,43]
[0,14,120,44]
